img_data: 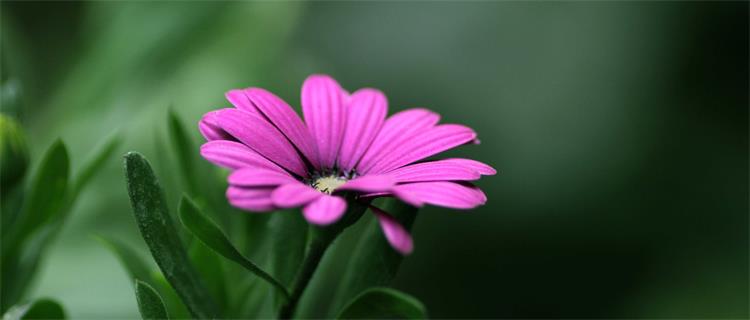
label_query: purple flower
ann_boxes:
[199,74,495,255]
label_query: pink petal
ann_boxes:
[371,206,414,255]
[216,108,308,177]
[440,158,496,175]
[228,167,298,187]
[271,183,323,208]
[393,181,486,209]
[337,175,395,193]
[302,194,347,225]
[367,124,477,174]
[226,186,275,212]
[199,109,234,141]
[337,89,388,172]
[387,160,481,183]
[242,88,321,169]
[225,89,258,114]
[200,140,286,172]
[358,191,393,199]
[301,74,347,169]
[357,108,440,174]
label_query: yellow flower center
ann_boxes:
[312,175,347,194]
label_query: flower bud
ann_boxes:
[0,114,29,188]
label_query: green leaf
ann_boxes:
[268,211,308,309]
[268,211,308,287]
[188,239,227,310]
[167,109,198,197]
[123,152,220,319]
[70,132,122,198]
[135,280,169,320]
[4,298,67,320]
[94,234,189,318]
[178,195,290,299]
[1,140,68,254]
[1,140,69,312]
[94,235,152,283]
[337,287,427,319]
[327,199,419,316]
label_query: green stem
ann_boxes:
[278,228,335,319]
[277,197,369,319]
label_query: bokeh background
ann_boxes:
[1,1,748,318]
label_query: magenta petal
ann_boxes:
[393,181,486,209]
[271,183,323,208]
[387,160,481,183]
[371,206,414,255]
[228,167,298,187]
[226,186,275,212]
[200,140,286,172]
[302,194,347,225]
[216,109,308,177]
[225,89,258,114]
[301,74,348,169]
[338,175,395,193]
[440,158,497,175]
[243,88,321,169]
[368,124,477,174]
[337,88,388,171]
[199,109,234,141]
[357,108,440,174]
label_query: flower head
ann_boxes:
[199,74,495,255]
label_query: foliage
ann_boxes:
[0,114,120,317]
[114,113,426,319]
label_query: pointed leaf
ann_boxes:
[123,152,220,319]
[168,109,199,196]
[94,235,152,283]
[337,287,426,319]
[268,210,308,308]
[4,298,67,320]
[135,280,169,320]
[327,199,419,316]
[94,235,190,318]
[178,195,290,299]
[70,132,122,198]
[188,239,227,310]
[2,140,68,256]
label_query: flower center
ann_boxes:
[311,175,347,194]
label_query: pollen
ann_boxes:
[311,175,347,194]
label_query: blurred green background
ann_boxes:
[1,1,747,318]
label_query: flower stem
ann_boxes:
[278,228,335,319]
[277,198,368,319]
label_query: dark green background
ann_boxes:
[2,1,747,318]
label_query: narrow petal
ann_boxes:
[199,109,234,141]
[371,206,414,255]
[216,108,308,177]
[387,160,481,183]
[243,88,321,169]
[301,74,347,169]
[200,140,286,172]
[271,183,323,208]
[228,167,298,187]
[440,158,497,175]
[337,89,388,171]
[302,194,347,225]
[368,124,477,174]
[337,175,395,193]
[393,181,486,209]
[227,186,275,212]
[225,89,258,114]
[357,108,440,174]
